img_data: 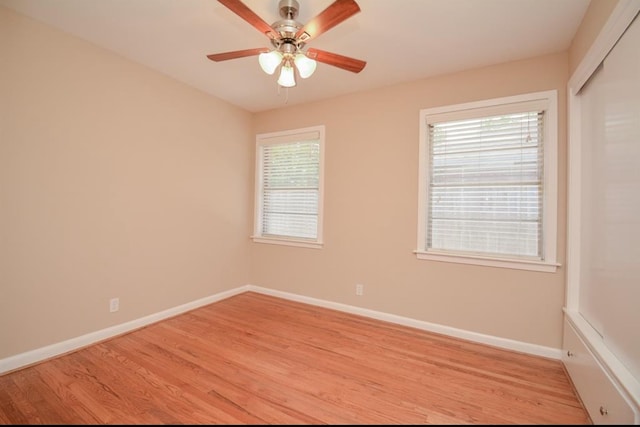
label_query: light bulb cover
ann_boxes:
[258,50,283,75]
[294,53,317,79]
[277,64,296,88]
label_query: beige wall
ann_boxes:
[569,0,619,75]
[251,53,570,349]
[1,0,622,361]
[0,6,253,359]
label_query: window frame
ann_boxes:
[252,125,325,249]
[416,91,559,272]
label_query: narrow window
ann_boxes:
[253,126,324,248]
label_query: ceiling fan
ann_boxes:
[207,0,366,88]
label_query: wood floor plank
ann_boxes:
[109,335,325,424]
[0,291,591,424]
[0,382,33,424]
[10,366,82,424]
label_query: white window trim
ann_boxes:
[252,125,325,249]
[416,91,559,272]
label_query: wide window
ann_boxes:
[253,125,324,248]
[416,91,558,272]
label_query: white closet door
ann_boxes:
[579,63,605,336]
[578,13,640,381]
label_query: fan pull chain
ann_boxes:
[276,84,290,104]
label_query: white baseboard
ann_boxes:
[0,286,250,375]
[246,285,562,360]
[0,284,560,375]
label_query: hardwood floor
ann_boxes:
[0,291,591,424]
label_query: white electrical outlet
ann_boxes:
[356,284,364,296]
[109,297,119,313]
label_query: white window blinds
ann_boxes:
[262,140,319,239]
[255,126,324,247]
[427,110,545,259]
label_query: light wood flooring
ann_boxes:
[0,291,591,424]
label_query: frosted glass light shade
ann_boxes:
[294,54,317,79]
[258,50,283,75]
[277,64,296,87]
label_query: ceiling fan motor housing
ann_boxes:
[272,0,304,53]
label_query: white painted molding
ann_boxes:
[565,91,582,312]
[247,285,562,360]
[1,284,561,375]
[0,286,250,375]
[569,0,640,95]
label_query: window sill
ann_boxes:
[414,250,560,273]
[252,236,323,249]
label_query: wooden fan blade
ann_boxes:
[218,0,278,40]
[306,48,366,73]
[207,47,269,62]
[295,0,361,42]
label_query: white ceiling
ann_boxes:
[1,0,590,112]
